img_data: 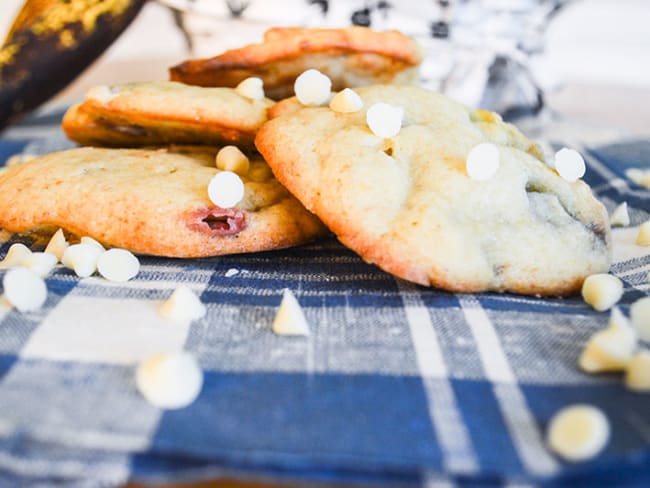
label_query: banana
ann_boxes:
[0,0,146,130]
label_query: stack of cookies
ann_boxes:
[0,26,611,296]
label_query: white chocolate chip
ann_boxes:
[554,148,586,182]
[624,350,650,392]
[62,243,103,278]
[3,267,47,312]
[626,168,650,188]
[366,102,403,138]
[86,85,119,104]
[97,248,140,282]
[329,88,363,113]
[208,171,245,209]
[581,273,623,311]
[636,221,650,246]
[225,268,239,278]
[80,236,105,252]
[547,405,610,462]
[22,252,57,277]
[579,307,637,373]
[294,69,332,106]
[235,77,264,100]
[466,142,500,181]
[0,243,32,269]
[216,146,250,176]
[159,286,206,322]
[610,202,630,227]
[44,229,68,262]
[630,297,650,342]
[272,288,310,336]
[136,351,203,409]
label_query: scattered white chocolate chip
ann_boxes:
[22,252,57,277]
[3,267,47,312]
[80,236,105,252]
[0,243,32,269]
[554,148,586,182]
[636,221,650,246]
[624,350,650,392]
[208,171,245,209]
[626,168,650,188]
[272,288,310,336]
[62,243,103,278]
[579,307,637,373]
[366,102,403,139]
[235,77,264,101]
[329,88,363,113]
[97,249,140,282]
[466,142,500,181]
[581,273,623,311]
[216,146,250,176]
[294,69,332,106]
[610,202,630,227]
[547,405,610,462]
[159,286,206,322]
[44,229,68,262]
[136,351,203,409]
[630,297,650,342]
[225,268,239,278]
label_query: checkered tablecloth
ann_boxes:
[0,105,649,487]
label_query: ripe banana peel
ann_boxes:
[0,0,146,130]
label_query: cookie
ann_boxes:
[256,85,611,296]
[0,147,327,257]
[170,26,421,100]
[62,81,274,149]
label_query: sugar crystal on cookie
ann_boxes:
[208,171,245,208]
[466,142,500,180]
[294,69,332,106]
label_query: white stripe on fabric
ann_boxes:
[459,296,558,476]
[398,281,479,474]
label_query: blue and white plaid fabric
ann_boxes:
[0,105,648,487]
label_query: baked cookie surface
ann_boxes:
[0,147,327,257]
[170,27,421,100]
[256,85,611,296]
[62,81,274,149]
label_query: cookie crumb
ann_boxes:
[294,69,331,106]
[610,202,630,227]
[235,77,265,100]
[554,148,586,182]
[547,405,610,462]
[208,171,245,208]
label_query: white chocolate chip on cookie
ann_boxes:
[235,77,265,101]
[136,351,203,409]
[466,143,500,180]
[547,405,610,462]
[366,102,403,138]
[208,171,245,209]
[581,273,623,311]
[610,202,630,227]
[554,148,586,182]
[216,146,250,176]
[579,307,637,373]
[294,69,332,106]
[3,267,47,312]
[329,88,363,113]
